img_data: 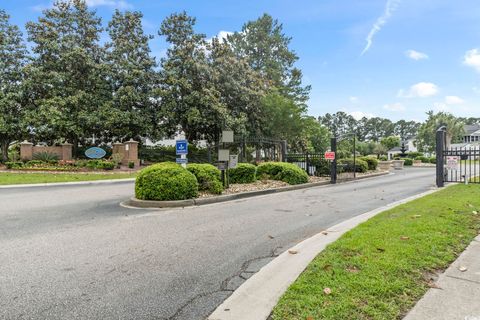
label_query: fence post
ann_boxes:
[330,137,337,184]
[436,127,446,188]
[305,153,310,174]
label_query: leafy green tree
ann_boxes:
[25,0,109,150]
[228,14,310,105]
[158,12,227,143]
[318,112,357,137]
[300,116,331,153]
[417,111,465,152]
[105,10,159,141]
[209,37,265,137]
[380,136,401,151]
[0,10,28,161]
[394,120,420,141]
[362,117,394,142]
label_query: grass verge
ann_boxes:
[0,172,136,185]
[272,184,480,320]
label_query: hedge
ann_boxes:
[135,162,198,201]
[360,157,378,170]
[187,163,223,194]
[415,156,430,163]
[257,162,308,185]
[228,163,257,183]
[338,158,368,173]
[403,158,413,166]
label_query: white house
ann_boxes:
[387,137,418,159]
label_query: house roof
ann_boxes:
[465,124,480,135]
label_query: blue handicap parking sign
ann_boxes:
[176,140,188,155]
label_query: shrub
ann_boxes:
[128,161,135,169]
[25,160,46,167]
[379,155,388,161]
[402,158,413,166]
[310,158,331,177]
[257,162,308,185]
[228,163,256,183]
[111,153,123,168]
[187,163,223,194]
[360,157,379,170]
[406,152,424,159]
[338,158,368,173]
[429,157,436,164]
[96,161,115,170]
[5,161,23,169]
[135,163,198,200]
[414,156,429,163]
[33,151,59,162]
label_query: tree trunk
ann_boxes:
[1,139,10,162]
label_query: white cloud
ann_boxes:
[405,49,428,60]
[85,0,133,9]
[349,96,359,103]
[464,49,480,73]
[361,0,401,55]
[383,102,405,112]
[398,82,439,98]
[445,95,465,105]
[350,111,375,120]
[205,31,233,46]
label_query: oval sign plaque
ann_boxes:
[85,147,107,159]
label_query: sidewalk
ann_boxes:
[404,235,480,320]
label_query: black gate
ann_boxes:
[285,153,331,177]
[436,127,480,187]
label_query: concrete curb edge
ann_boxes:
[207,185,450,320]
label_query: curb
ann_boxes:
[0,178,136,189]
[127,171,390,209]
[208,186,447,320]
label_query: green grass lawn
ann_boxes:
[0,172,136,185]
[272,184,480,320]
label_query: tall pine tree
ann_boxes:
[0,10,28,161]
[105,10,159,142]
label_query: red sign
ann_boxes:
[324,151,335,160]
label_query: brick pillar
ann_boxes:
[123,139,139,167]
[20,141,33,161]
[112,142,124,156]
[61,143,73,161]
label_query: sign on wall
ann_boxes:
[85,147,106,159]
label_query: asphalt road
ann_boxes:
[0,168,436,320]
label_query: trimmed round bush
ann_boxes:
[187,163,223,194]
[402,158,413,166]
[257,162,308,185]
[135,162,198,200]
[228,163,257,183]
[429,157,436,164]
[360,157,378,170]
[338,158,368,173]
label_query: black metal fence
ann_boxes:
[442,147,480,184]
[285,153,331,176]
[436,127,480,186]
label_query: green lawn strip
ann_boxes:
[0,172,136,185]
[272,184,480,320]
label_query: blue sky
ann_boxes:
[3,0,480,122]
